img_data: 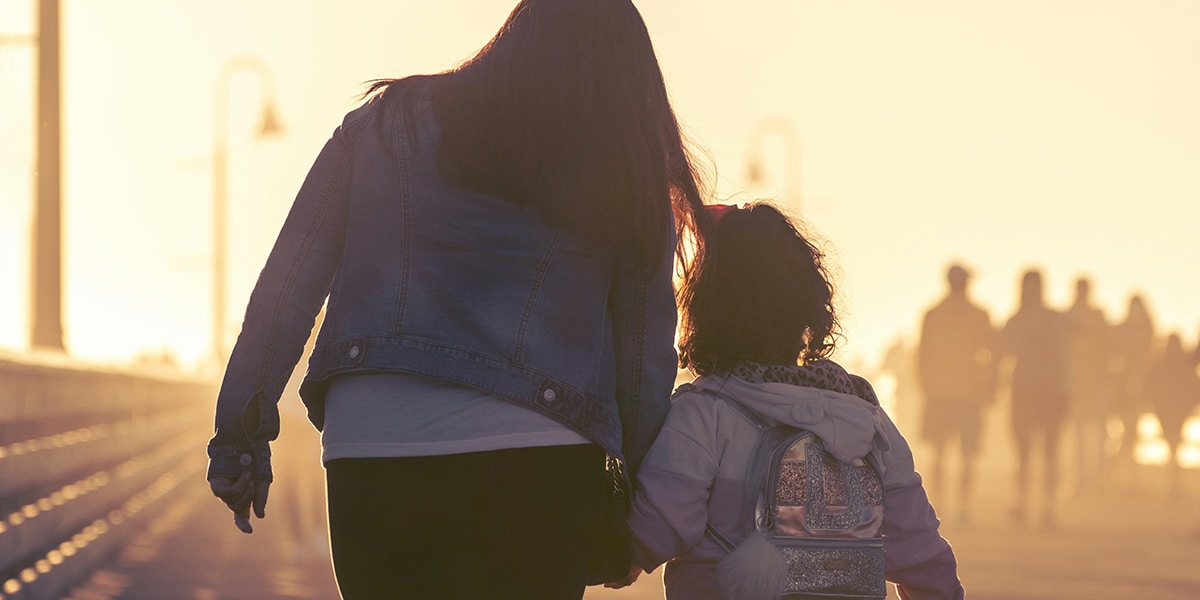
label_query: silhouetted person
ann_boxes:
[1141,333,1199,493]
[998,269,1071,526]
[916,264,995,521]
[1193,328,1200,369]
[1064,277,1116,493]
[1111,295,1156,473]
[880,336,922,435]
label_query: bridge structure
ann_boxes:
[0,351,337,600]
[0,350,211,599]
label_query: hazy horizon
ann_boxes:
[2,0,1198,370]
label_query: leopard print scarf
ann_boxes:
[729,360,879,406]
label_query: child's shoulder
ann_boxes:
[671,379,699,397]
[668,376,761,424]
[670,378,714,405]
[662,378,759,441]
[668,377,743,417]
[670,373,732,401]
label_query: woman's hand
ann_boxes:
[603,565,642,589]
[208,472,270,533]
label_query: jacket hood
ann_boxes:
[687,374,891,464]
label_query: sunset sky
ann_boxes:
[2,0,1198,370]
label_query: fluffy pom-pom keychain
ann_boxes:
[715,532,788,600]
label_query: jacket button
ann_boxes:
[239,453,253,467]
[542,388,557,402]
[348,345,360,359]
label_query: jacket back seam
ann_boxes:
[513,230,564,363]
[392,101,413,334]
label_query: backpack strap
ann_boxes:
[705,523,737,554]
[698,378,780,556]
[696,377,771,431]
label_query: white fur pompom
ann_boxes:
[716,532,788,600]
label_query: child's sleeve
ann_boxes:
[626,393,720,572]
[876,409,966,599]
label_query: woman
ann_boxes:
[997,269,1071,527]
[1111,294,1157,467]
[206,1,708,597]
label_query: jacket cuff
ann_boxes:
[889,546,964,600]
[629,530,669,574]
[207,441,273,482]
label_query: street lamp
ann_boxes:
[212,55,283,366]
[745,116,801,208]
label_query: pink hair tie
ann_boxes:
[704,203,739,228]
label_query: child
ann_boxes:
[618,202,964,599]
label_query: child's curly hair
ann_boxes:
[677,202,840,375]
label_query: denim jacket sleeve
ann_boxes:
[610,234,678,477]
[206,105,368,482]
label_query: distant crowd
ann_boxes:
[882,265,1200,526]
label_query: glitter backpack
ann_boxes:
[704,391,887,600]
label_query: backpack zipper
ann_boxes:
[759,429,813,531]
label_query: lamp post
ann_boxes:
[212,55,283,366]
[745,116,801,208]
[30,0,64,351]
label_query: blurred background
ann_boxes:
[2,0,1198,598]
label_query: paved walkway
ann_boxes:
[589,452,1200,600]
[61,463,338,600]
[66,441,1200,599]
[60,418,339,600]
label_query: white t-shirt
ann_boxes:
[320,372,592,463]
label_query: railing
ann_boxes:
[0,350,216,600]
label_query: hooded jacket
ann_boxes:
[628,363,964,600]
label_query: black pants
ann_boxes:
[326,445,608,600]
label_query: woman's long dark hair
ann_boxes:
[367,0,708,267]
[677,203,840,375]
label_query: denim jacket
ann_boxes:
[207,77,678,483]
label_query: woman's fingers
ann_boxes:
[252,480,270,519]
[210,473,269,533]
[234,506,254,534]
[210,472,255,512]
[209,472,250,497]
[226,473,255,512]
[208,473,244,498]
